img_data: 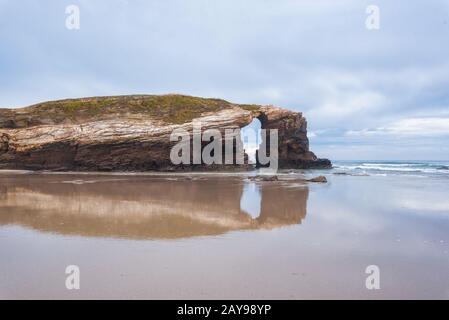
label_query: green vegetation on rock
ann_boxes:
[0,94,262,128]
[239,104,261,112]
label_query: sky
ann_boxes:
[0,0,449,160]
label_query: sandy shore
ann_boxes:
[1,170,449,299]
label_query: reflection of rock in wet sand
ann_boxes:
[0,174,308,239]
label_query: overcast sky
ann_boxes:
[1,0,448,160]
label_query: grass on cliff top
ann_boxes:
[14,94,261,126]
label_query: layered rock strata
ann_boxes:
[0,94,331,171]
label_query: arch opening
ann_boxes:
[241,117,262,164]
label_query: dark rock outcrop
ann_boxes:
[248,175,279,182]
[307,176,328,183]
[253,105,331,169]
[0,94,331,171]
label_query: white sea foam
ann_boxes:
[333,161,449,178]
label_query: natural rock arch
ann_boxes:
[0,95,331,171]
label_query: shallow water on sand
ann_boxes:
[1,170,449,299]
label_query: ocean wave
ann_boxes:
[333,161,449,177]
[361,163,448,169]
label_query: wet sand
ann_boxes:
[1,171,449,299]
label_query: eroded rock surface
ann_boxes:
[0,94,331,171]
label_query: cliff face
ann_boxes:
[0,94,331,171]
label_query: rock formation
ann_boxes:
[0,94,331,171]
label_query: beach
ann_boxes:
[1,161,449,299]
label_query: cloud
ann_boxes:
[0,0,448,159]
[346,117,449,137]
[309,89,386,119]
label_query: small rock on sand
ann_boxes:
[307,176,327,183]
[248,175,279,182]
